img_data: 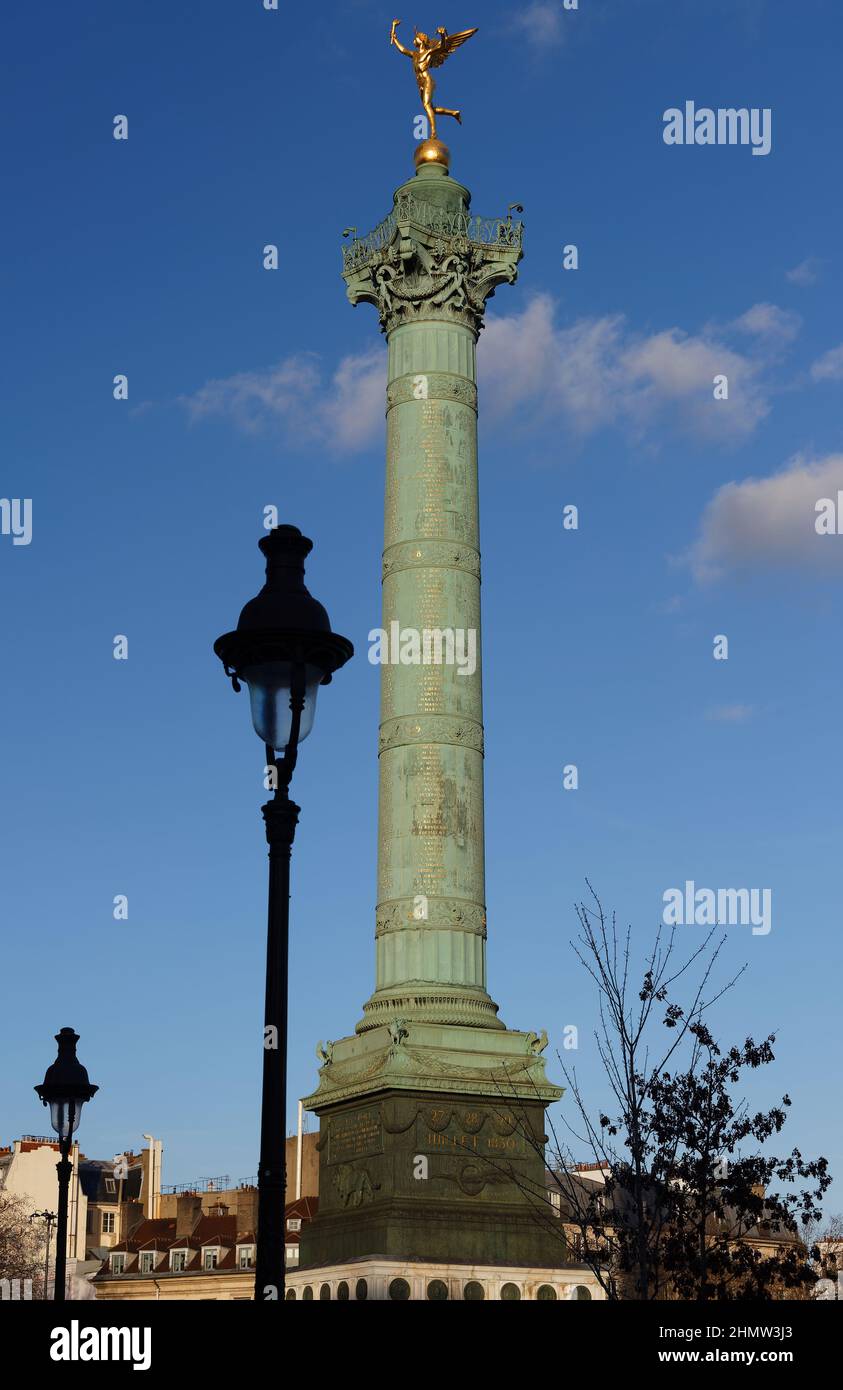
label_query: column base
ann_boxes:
[356,984,505,1033]
[300,1028,564,1271]
[285,1258,601,1301]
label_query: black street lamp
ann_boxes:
[214,524,352,1301]
[29,1210,57,1300]
[34,1027,98,1302]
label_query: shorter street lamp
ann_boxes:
[34,1027,98,1302]
[214,524,352,1301]
[29,1210,57,1300]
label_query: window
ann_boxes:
[139,1252,154,1274]
[463,1281,484,1301]
[549,1190,562,1217]
[102,1212,115,1234]
[427,1279,448,1301]
[171,1250,188,1272]
[286,1217,301,1232]
[355,1279,368,1301]
[104,1178,116,1194]
[110,1254,125,1274]
[389,1278,411,1300]
[203,1249,219,1270]
[285,1244,299,1266]
[501,1283,521,1300]
[238,1247,255,1270]
[337,1281,349,1301]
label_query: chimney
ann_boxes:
[141,1136,163,1219]
[237,1187,259,1232]
[124,1201,146,1238]
[175,1194,202,1236]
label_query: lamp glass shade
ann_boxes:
[49,1099,83,1140]
[242,662,322,749]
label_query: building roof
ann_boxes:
[93,1194,313,1282]
[285,1196,318,1220]
[110,1218,177,1253]
[78,1158,143,1204]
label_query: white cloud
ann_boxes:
[685,453,843,582]
[810,344,843,383]
[620,330,767,438]
[180,295,791,456]
[730,302,801,344]
[479,294,772,442]
[706,704,755,723]
[180,347,384,454]
[786,257,822,287]
[317,348,387,452]
[479,297,627,432]
[509,2,566,48]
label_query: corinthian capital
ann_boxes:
[342,192,523,336]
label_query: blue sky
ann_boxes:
[2,0,841,1210]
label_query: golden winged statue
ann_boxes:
[390,20,478,140]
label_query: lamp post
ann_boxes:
[29,1210,57,1299]
[214,524,352,1301]
[34,1028,98,1302]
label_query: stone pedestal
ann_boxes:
[301,1023,563,1268]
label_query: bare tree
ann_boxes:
[494,886,830,1300]
[0,1193,46,1296]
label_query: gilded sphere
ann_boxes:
[414,138,450,171]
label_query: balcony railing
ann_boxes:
[343,192,523,272]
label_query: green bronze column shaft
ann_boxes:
[343,151,523,1032]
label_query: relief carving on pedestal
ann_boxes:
[333,1164,380,1209]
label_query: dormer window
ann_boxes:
[203,1248,219,1270]
[104,1178,116,1194]
[110,1253,126,1274]
[238,1246,255,1270]
[139,1252,155,1274]
[171,1250,188,1272]
[286,1217,302,1232]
